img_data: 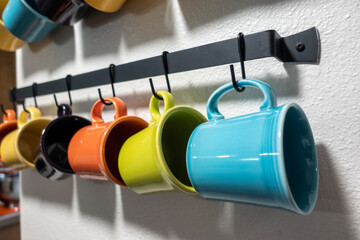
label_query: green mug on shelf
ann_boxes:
[118,91,207,194]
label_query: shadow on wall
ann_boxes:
[177,0,293,29]
[74,176,116,224]
[81,0,173,58]
[21,26,75,83]
[120,144,356,240]
[21,168,73,205]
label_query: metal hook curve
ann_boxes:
[149,78,163,100]
[66,75,72,106]
[1,104,8,116]
[53,75,73,108]
[230,32,246,92]
[21,101,30,114]
[109,64,116,98]
[32,83,38,108]
[98,88,112,106]
[149,52,172,101]
[162,51,171,93]
[10,88,17,115]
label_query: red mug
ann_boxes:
[68,97,148,185]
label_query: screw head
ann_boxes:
[296,42,305,52]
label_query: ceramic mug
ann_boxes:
[0,110,18,162]
[84,0,126,13]
[118,91,207,194]
[35,104,91,180]
[2,0,58,43]
[68,97,148,185]
[186,79,318,215]
[0,0,25,52]
[34,0,90,26]
[0,107,51,170]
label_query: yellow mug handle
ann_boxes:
[18,107,42,128]
[149,91,174,123]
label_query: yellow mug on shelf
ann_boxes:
[1,107,51,170]
[84,0,127,13]
[0,0,25,52]
[118,91,207,195]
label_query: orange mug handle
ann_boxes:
[3,110,16,123]
[91,97,127,124]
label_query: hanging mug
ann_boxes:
[1,107,51,170]
[84,0,126,13]
[118,91,207,194]
[35,104,91,180]
[186,79,318,215]
[2,0,58,43]
[0,0,25,52]
[68,97,148,185]
[34,0,90,26]
[0,110,18,163]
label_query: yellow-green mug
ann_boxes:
[0,107,51,170]
[118,91,207,194]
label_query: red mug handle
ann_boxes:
[91,97,127,124]
[3,110,16,123]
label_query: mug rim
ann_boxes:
[276,103,318,215]
[15,117,51,168]
[155,105,207,194]
[84,0,126,12]
[19,0,56,23]
[40,114,90,173]
[99,115,148,186]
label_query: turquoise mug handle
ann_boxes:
[207,79,277,121]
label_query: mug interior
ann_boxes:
[104,117,147,184]
[282,105,318,214]
[42,116,90,172]
[24,0,41,12]
[161,108,206,188]
[17,119,50,166]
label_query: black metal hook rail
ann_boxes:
[10,27,320,102]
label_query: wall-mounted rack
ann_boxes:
[10,27,320,103]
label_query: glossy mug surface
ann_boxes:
[35,104,91,180]
[84,0,126,12]
[0,110,17,162]
[68,97,148,185]
[0,0,25,52]
[35,0,90,26]
[2,0,58,42]
[119,91,207,194]
[0,107,51,170]
[187,79,318,215]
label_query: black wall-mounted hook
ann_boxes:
[230,32,246,93]
[162,51,171,93]
[32,83,38,108]
[21,100,30,114]
[149,51,172,100]
[98,64,117,105]
[54,75,73,108]
[10,88,17,115]
[1,104,8,116]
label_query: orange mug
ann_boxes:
[0,110,17,163]
[68,97,148,185]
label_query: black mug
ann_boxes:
[35,0,90,26]
[35,104,90,180]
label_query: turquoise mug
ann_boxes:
[2,0,58,42]
[186,79,318,215]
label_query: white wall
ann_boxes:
[16,0,360,239]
